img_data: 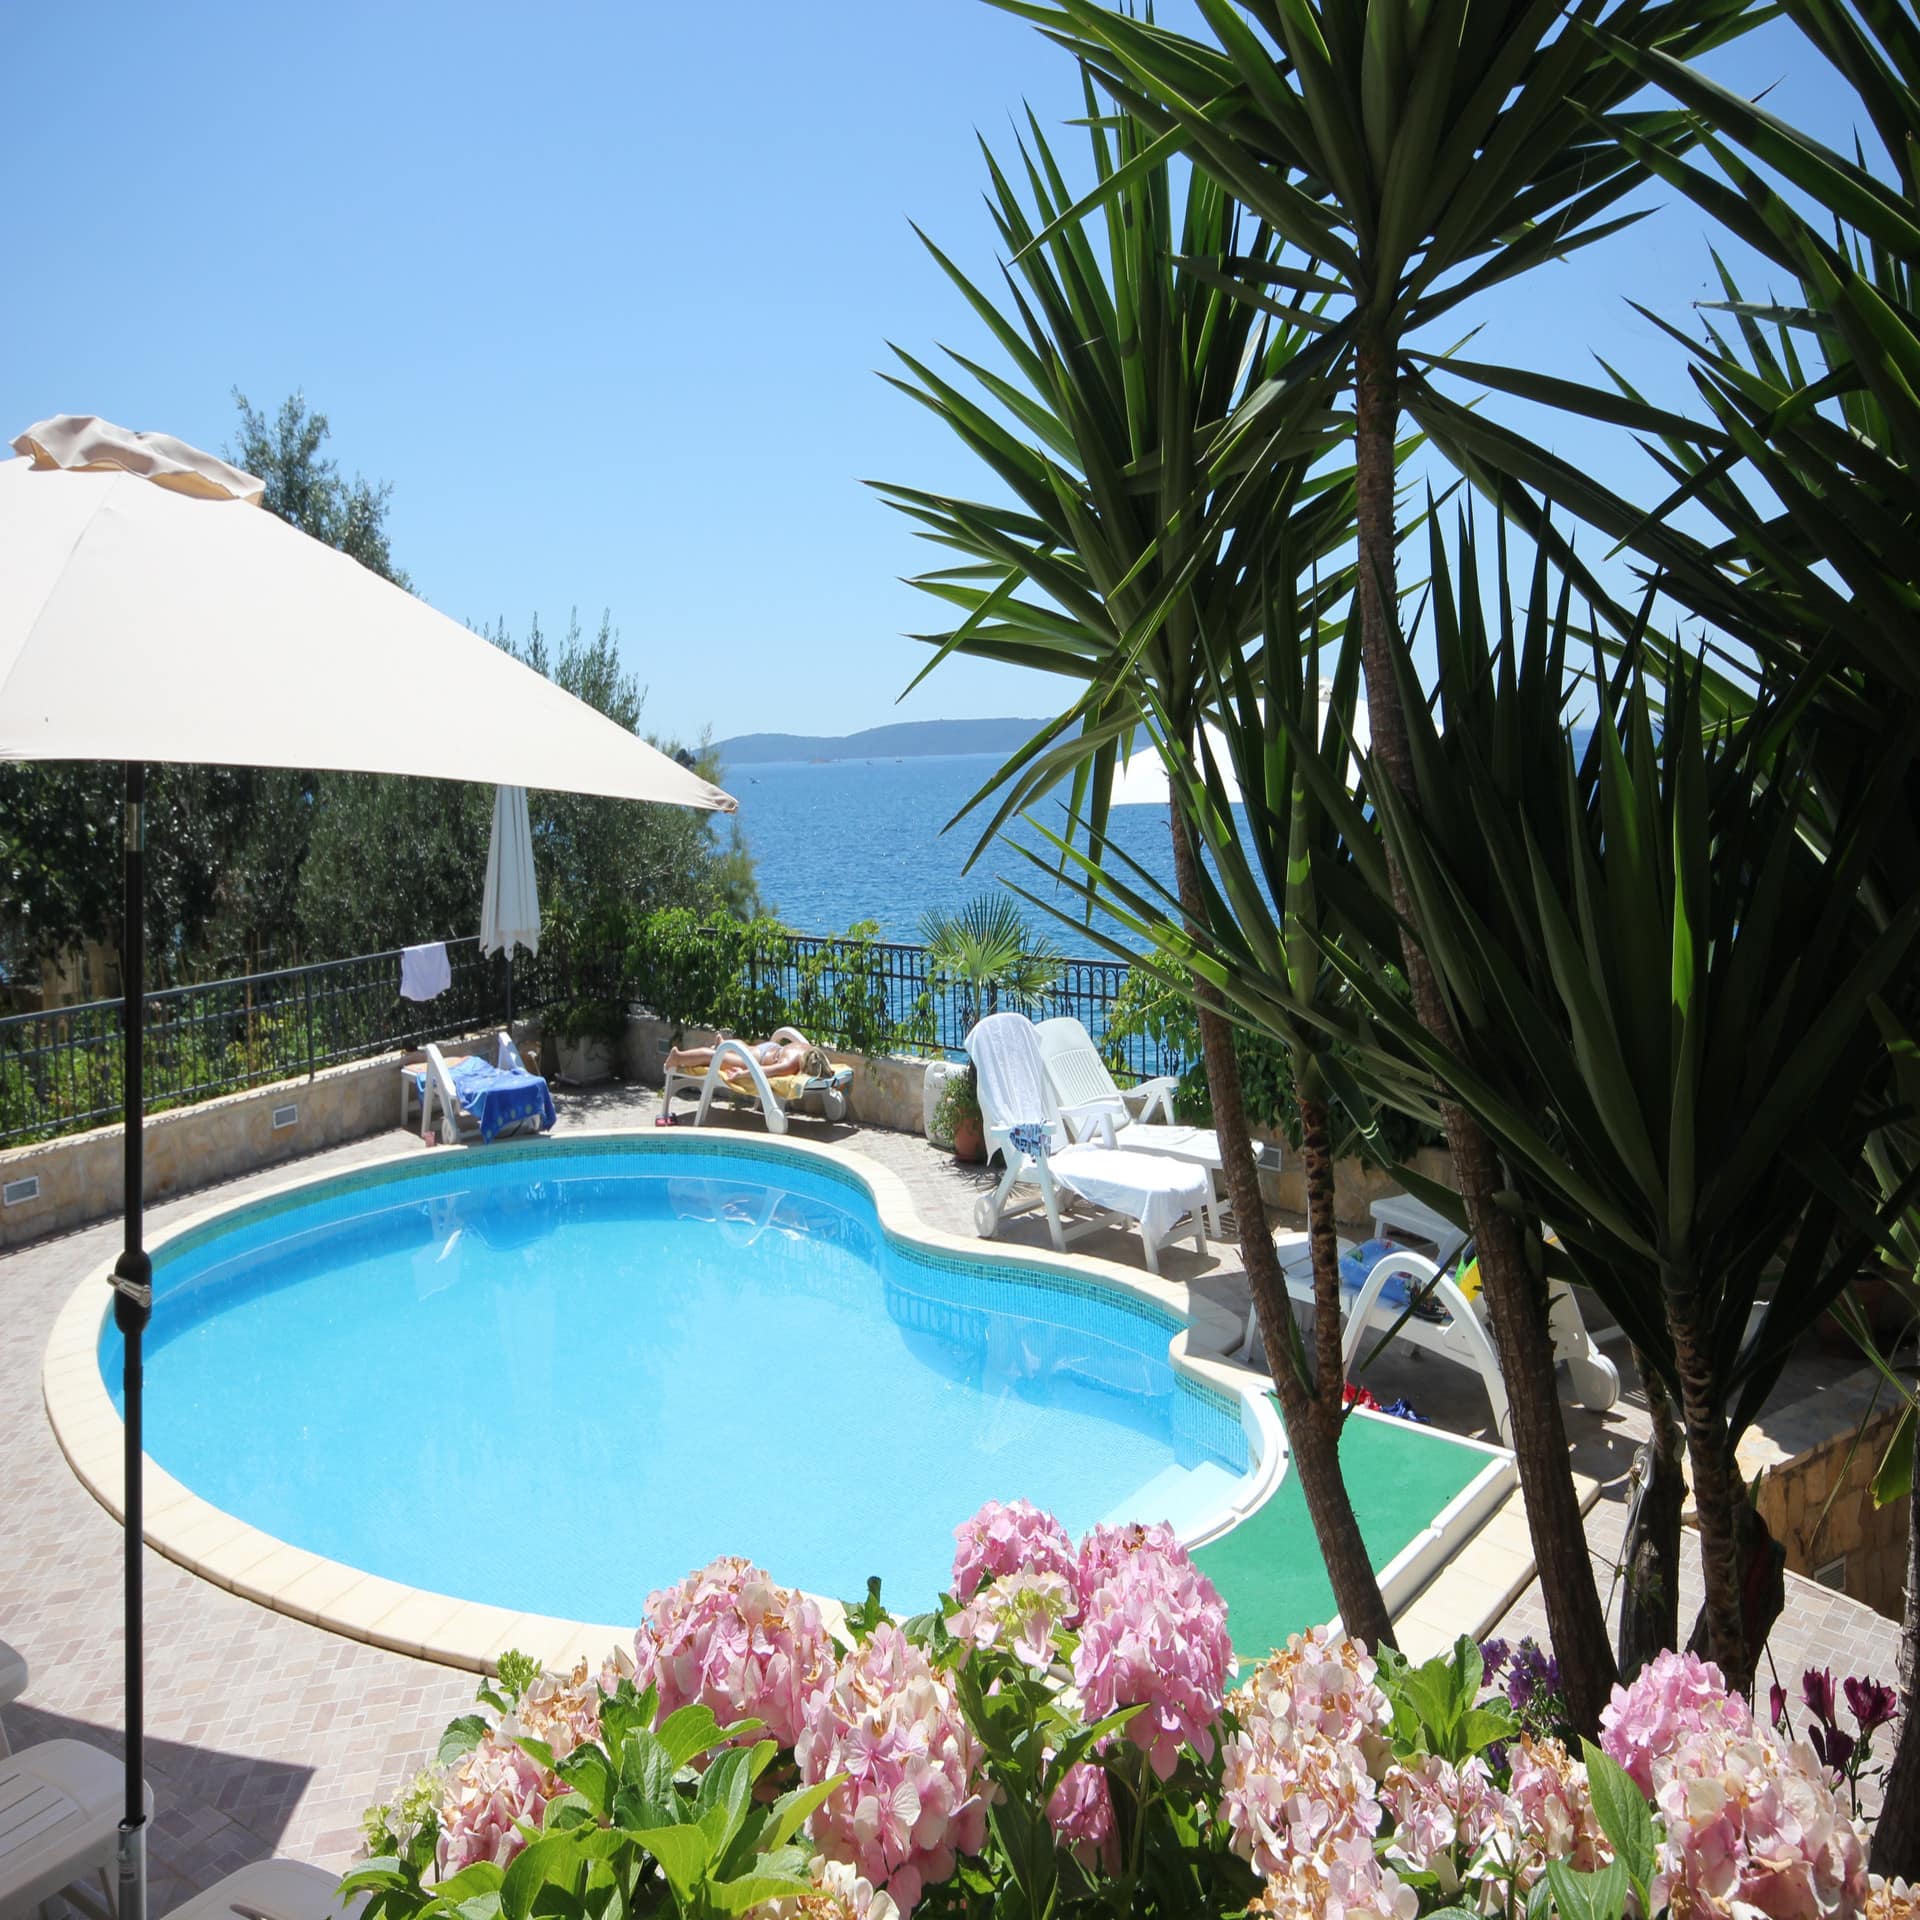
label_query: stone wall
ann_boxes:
[1739,1368,1912,1623]
[0,1035,500,1252]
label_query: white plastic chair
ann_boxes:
[1034,1017,1281,1217]
[1237,1238,1619,1441]
[0,1640,23,1761]
[965,1013,1212,1275]
[0,1738,151,1920]
[661,1026,851,1134]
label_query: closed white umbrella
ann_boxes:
[480,784,541,1018]
[0,416,734,1920]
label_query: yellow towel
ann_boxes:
[721,1069,810,1102]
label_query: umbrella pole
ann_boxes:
[506,952,513,1026]
[114,760,152,1920]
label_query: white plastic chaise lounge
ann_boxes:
[166,1857,363,1920]
[965,1012,1213,1275]
[1035,1016,1281,1218]
[1236,1228,1619,1443]
[661,1027,852,1135]
[0,1737,151,1920]
[420,1031,555,1145]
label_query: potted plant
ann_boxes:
[920,893,1061,1164]
[932,1063,986,1163]
[547,997,627,1085]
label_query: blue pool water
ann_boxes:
[104,1144,1251,1619]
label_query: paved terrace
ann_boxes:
[0,1081,1901,1905]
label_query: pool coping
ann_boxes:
[42,1127,1291,1674]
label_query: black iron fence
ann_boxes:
[0,925,1173,1148]
[0,939,507,1146]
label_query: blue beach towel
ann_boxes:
[417,1054,556,1142]
[1338,1238,1414,1307]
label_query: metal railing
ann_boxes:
[655,928,1169,1081]
[0,939,508,1146]
[0,925,1176,1148]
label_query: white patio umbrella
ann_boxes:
[1105,690,1373,808]
[0,416,734,1920]
[480,783,541,1019]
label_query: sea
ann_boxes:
[724,752,1185,950]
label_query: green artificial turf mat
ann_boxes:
[1194,1402,1496,1661]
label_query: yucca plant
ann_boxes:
[1285,509,1920,1704]
[877,76,1409,1643]
[1416,0,1920,1854]
[984,0,1767,1724]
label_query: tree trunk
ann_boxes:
[1869,1458,1920,1878]
[1666,1285,1754,1694]
[1616,1363,1684,1680]
[1353,327,1617,1733]
[1167,807,1395,1653]
[1297,1082,1349,1415]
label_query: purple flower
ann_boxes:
[1844,1676,1898,1734]
[1770,1682,1788,1729]
[1479,1638,1511,1681]
[1810,1722,1858,1776]
[1803,1667,1838,1726]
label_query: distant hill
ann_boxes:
[713,716,1054,767]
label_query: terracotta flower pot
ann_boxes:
[952,1110,986,1164]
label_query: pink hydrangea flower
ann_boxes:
[1047,1762,1120,1877]
[950,1500,1079,1605]
[515,1657,604,1763]
[1072,1529,1232,1779]
[1248,1832,1420,1920]
[437,1731,556,1873]
[951,1568,1077,1671]
[750,1856,902,1920]
[1599,1648,1753,1794]
[1220,1632,1393,1885]
[1483,1735,1612,1890]
[1868,1877,1920,1920]
[796,1623,991,1915]
[633,1556,836,1751]
[1648,1723,1868,1918]
[1074,1519,1184,1606]
[1380,1752,1502,1890]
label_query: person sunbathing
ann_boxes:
[663,1032,826,1079]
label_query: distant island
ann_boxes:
[713,716,1054,767]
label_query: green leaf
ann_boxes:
[618,1824,714,1906]
[498,1833,586,1920]
[706,1869,819,1916]
[1544,1858,1630,1920]
[436,1716,489,1767]
[1581,1741,1657,1900]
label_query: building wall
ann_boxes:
[1742,1372,1911,1624]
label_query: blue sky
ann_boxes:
[0,3,1867,748]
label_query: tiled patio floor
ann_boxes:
[0,1080,1903,1898]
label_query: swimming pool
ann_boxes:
[90,1137,1269,1622]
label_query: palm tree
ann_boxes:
[920,892,1063,1027]
[981,0,1763,1732]
[876,81,1406,1647]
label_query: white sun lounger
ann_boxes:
[661,1026,852,1133]
[0,1737,151,1920]
[1034,1017,1281,1217]
[1237,1232,1619,1442]
[966,1013,1213,1275]
[167,1858,362,1920]
[0,1641,24,1761]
